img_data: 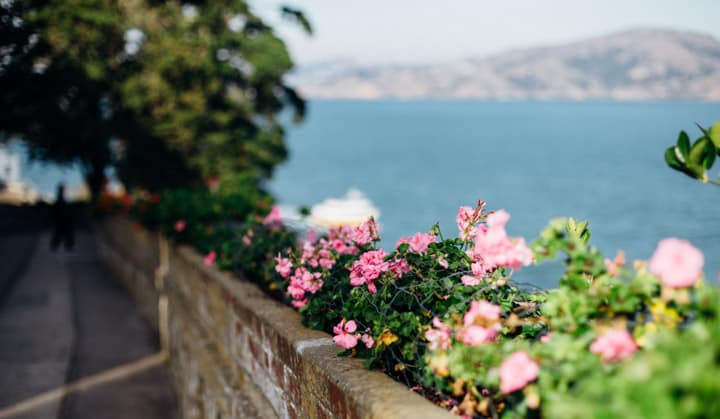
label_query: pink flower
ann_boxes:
[604,250,626,277]
[499,351,539,394]
[463,300,501,326]
[457,201,485,241]
[286,267,324,307]
[460,325,497,345]
[274,255,292,278]
[351,218,380,246]
[456,206,475,240]
[318,248,336,270]
[437,254,449,269]
[648,238,704,288]
[389,258,410,278]
[306,229,318,244]
[204,251,217,267]
[328,225,353,241]
[461,275,482,286]
[174,220,186,232]
[242,229,254,246]
[590,329,637,363]
[361,333,375,349]
[333,319,357,334]
[291,268,323,294]
[540,333,552,343]
[291,298,307,309]
[396,232,437,254]
[470,210,533,277]
[333,319,358,349]
[349,249,390,293]
[262,206,283,226]
[461,261,496,285]
[425,317,451,351]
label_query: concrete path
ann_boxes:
[0,228,177,419]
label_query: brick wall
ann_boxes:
[95,217,452,419]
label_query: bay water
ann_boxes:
[270,101,720,288]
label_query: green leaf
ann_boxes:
[677,131,690,159]
[280,6,313,35]
[695,122,710,137]
[664,146,683,169]
[709,121,720,151]
[689,137,715,170]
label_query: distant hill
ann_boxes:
[289,29,720,100]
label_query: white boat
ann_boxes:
[309,189,380,227]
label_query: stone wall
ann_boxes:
[95,217,452,419]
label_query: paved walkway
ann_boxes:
[0,227,177,419]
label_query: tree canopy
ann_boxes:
[0,0,310,197]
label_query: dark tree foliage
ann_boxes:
[0,0,310,198]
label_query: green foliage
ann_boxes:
[107,189,720,418]
[0,0,310,197]
[105,184,299,297]
[425,219,718,418]
[665,121,720,186]
[278,204,543,387]
[229,216,298,298]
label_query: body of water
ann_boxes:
[270,101,720,288]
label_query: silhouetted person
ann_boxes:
[50,183,74,251]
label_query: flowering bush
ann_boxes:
[99,185,299,296]
[276,201,543,386]
[423,216,720,418]
[105,186,720,418]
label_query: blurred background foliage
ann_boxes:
[0,0,310,198]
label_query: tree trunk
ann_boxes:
[83,158,106,203]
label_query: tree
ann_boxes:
[0,0,310,198]
[0,0,127,196]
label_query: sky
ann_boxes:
[254,0,720,65]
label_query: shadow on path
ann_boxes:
[0,208,177,419]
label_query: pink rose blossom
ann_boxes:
[174,220,186,232]
[262,206,283,226]
[648,238,704,288]
[463,300,501,326]
[499,351,539,394]
[274,255,292,278]
[333,319,359,349]
[204,251,217,267]
[590,329,637,363]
